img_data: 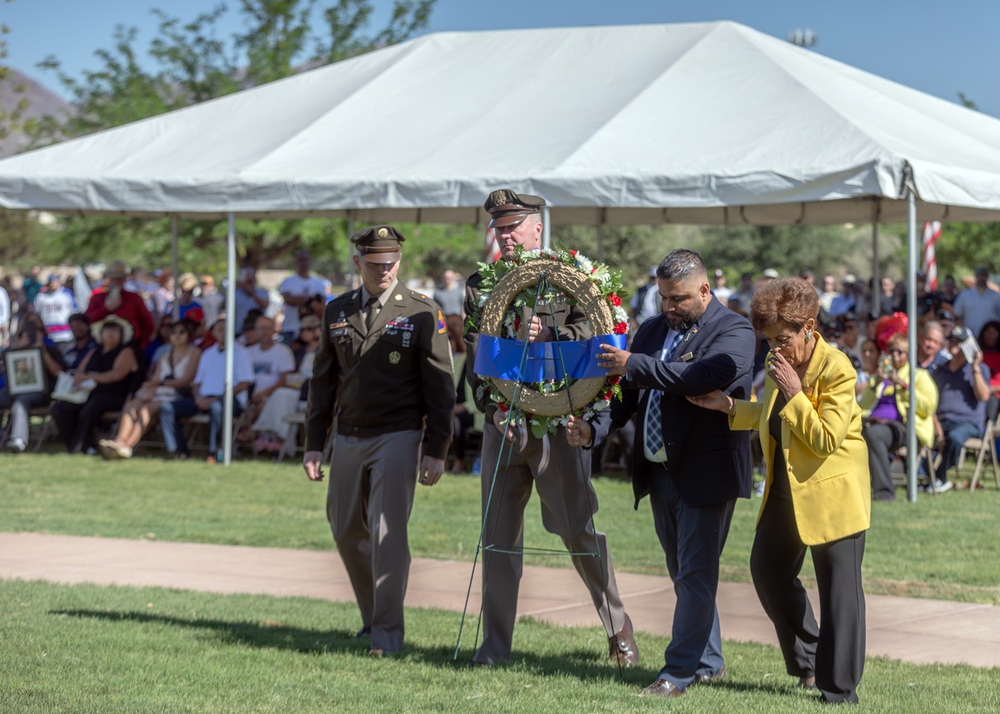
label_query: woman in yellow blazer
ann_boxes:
[859,332,939,500]
[688,277,870,705]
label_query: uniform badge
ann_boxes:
[394,294,403,301]
[437,310,447,334]
[402,332,411,348]
[389,350,401,364]
[377,227,389,238]
[493,190,507,206]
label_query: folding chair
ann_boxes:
[894,444,939,496]
[962,396,1000,492]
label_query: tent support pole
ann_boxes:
[347,211,355,290]
[171,216,180,320]
[906,191,919,501]
[223,213,237,466]
[542,206,551,250]
[596,224,604,263]
[871,211,880,321]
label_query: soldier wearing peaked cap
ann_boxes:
[303,224,455,657]
[463,189,638,667]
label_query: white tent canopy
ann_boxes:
[2,21,1000,224]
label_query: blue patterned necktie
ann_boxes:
[645,330,687,457]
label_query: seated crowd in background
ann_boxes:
[4,260,1000,476]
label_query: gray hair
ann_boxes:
[656,249,707,282]
[923,320,943,338]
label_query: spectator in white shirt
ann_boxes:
[279,250,327,344]
[245,315,295,411]
[33,274,77,343]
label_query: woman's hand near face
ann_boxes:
[767,350,802,399]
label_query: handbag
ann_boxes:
[51,371,96,404]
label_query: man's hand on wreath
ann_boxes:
[492,408,519,441]
[527,315,553,343]
[597,343,631,375]
[565,416,593,448]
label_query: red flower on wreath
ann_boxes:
[498,402,510,413]
[514,316,521,331]
[613,322,628,334]
[609,375,621,385]
[609,294,622,307]
[570,250,577,257]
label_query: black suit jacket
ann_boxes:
[602,298,755,508]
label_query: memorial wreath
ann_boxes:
[469,247,630,436]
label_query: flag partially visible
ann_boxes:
[922,221,941,291]
[486,227,501,264]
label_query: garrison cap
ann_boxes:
[351,225,405,263]
[484,189,546,229]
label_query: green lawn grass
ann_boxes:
[1,454,998,603]
[2,578,998,713]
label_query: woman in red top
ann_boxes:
[978,321,1000,391]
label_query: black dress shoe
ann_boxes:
[608,614,639,667]
[695,664,727,684]
[798,675,817,690]
[640,678,685,699]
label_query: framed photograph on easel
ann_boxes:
[4,348,46,395]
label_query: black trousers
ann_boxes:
[863,420,905,500]
[751,494,866,704]
[51,393,126,453]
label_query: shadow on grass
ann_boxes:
[50,608,657,685]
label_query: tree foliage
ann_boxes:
[25,0,435,277]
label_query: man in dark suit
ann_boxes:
[593,249,755,699]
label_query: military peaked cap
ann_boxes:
[351,225,405,262]
[484,189,546,229]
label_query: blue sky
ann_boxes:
[5,0,998,117]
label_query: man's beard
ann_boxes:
[667,313,695,332]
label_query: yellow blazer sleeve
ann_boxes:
[911,368,939,419]
[780,361,857,458]
[730,399,763,432]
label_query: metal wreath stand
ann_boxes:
[453,257,625,671]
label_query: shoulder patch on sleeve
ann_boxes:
[437,310,447,334]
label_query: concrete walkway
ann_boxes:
[1,532,998,669]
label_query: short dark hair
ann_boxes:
[68,312,90,327]
[656,249,706,282]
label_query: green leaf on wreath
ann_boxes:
[531,418,551,439]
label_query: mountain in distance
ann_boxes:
[0,67,71,158]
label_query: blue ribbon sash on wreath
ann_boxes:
[474,334,627,383]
